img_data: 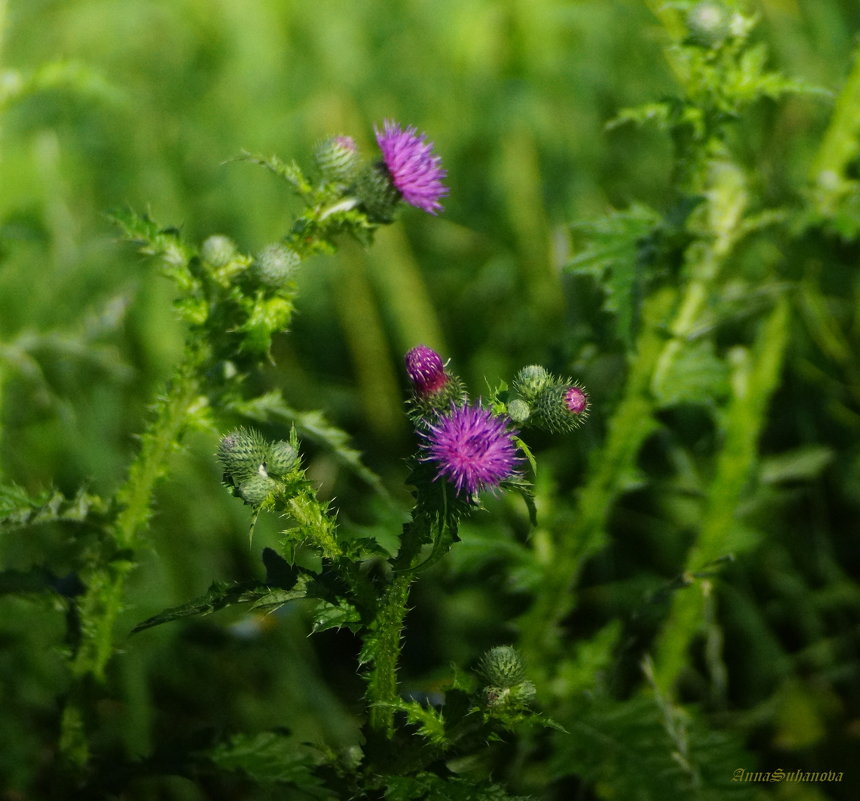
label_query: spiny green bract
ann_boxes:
[252,243,301,288]
[217,427,269,484]
[218,427,304,508]
[511,365,552,403]
[478,645,527,688]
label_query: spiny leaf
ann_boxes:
[109,208,197,292]
[0,483,108,533]
[566,203,661,346]
[234,151,314,197]
[651,338,730,409]
[208,730,325,789]
[231,390,389,499]
[380,699,448,747]
[550,692,756,800]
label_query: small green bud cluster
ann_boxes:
[314,136,361,186]
[251,243,301,288]
[686,1,731,48]
[508,365,589,433]
[478,646,536,711]
[217,427,301,508]
[201,234,238,268]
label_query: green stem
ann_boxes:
[59,342,207,768]
[367,573,413,736]
[651,297,790,694]
[518,287,674,667]
[810,43,860,217]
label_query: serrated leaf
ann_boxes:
[566,204,661,345]
[651,339,730,409]
[310,598,362,633]
[234,151,314,197]
[551,693,756,800]
[501,474,538,528]
[231,391,389,499]
[208,730,324,789]
[379,699,448,747]
[0,483,108,533]
[132,580,283,633]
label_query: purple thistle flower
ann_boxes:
[405,345,448,395]
[420,404,520,496]
[375,120,448,214]
[564,385,589,415]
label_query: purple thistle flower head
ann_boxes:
[405,344,448,395]
[375,120,448,214]
[420,404,520,496]
[564,385,589,415]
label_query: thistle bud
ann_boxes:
[531,383,590,433]
[252,244,301,288]
[201,234,237,268]
[237,474,277,507]
[506,398,531,424]
[404,346,468,422]
[217,428,269,484]
[314,135,360,185]
[686,1,731,48]
[405,345,448,396]
[511,365,553,403]
[266,439,300,477]
[478,645,527,689]
[355,162,401,223]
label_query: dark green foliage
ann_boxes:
[551,691,757,801]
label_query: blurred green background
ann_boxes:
[1,0,859,798]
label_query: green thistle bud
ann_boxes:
[530,383,589,433]
[217,428,269,484]
[237,473,277,507]
[252,244,301,288]
[509,680,536,707]
[200,234,237,268]
[478,645,527,689]
[506,398,531,424]
[266,439,300,477]
[511,365,553,403]
[355,162,401,223]
[686,1,731,48]
[314,135,360,184]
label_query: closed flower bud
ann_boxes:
[478,645,527,689]
[237,473,277,507]
[201,234,237,268]
[314,135,361,184]
[355,162,402,223]
[506,398,531,424]
[252,244,301,288]
[686,1,731,48]
[217,428,269,484]
[405,345,448,396]
[266,439,300,477]
[531,383,590,433]
[511,365,553,403]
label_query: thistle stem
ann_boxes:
[59,342,207,768]
[366,574,413,736]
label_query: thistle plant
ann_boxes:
[2,2,860,799]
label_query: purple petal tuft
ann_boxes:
[375,120,448,214]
